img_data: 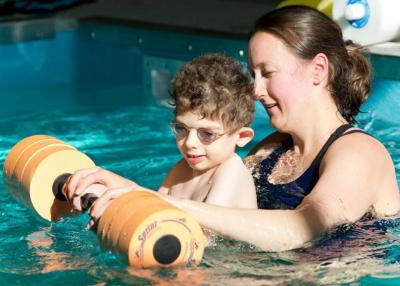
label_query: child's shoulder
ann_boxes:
[207,154,257,208]
[214,154,250,178]
[163,158,192,184]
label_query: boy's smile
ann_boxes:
[173,112,238,174]
[186,154,205,165]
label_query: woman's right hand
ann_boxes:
[86,184,141,230]
[66,167,135,211]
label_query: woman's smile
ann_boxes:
[265,102,278,109]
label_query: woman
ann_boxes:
[67,6,400,251]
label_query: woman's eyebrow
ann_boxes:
[254,62,269,70]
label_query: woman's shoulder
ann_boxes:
[306,129,399,222]
[318,129,395,183]
[321,129,395,186]
[324,129,389,163]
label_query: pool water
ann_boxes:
[1,103,400,285]
[1,19,400,285]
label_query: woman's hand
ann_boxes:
[66,167,135,211]
[87,184,141,230]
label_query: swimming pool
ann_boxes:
[1,18,400,285]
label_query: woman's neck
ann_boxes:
[289,92,347,157]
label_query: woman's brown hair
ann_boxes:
[250,5,371,124]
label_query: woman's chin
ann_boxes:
[269,119,288,133]
[269,118,281,129]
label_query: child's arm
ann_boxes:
[158,159,189,195]
[205,154,257,209]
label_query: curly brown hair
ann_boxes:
[170,53,254,132]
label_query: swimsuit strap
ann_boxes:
[342,129,371,136]
[311,124,354,167]
[289,124,356,193]
[254,124,371,209]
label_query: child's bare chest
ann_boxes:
[169,176,212,202]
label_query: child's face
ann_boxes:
[172,111,239,173]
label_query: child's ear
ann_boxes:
[236,127,254,147]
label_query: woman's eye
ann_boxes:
[261,71,272,78]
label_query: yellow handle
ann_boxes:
[277,0,333,17]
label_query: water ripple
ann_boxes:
[1,106,400,285]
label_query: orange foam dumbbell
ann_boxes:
[3,135,95,221]
[3,135,205,268]
[97,191,205,268]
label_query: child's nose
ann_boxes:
[184,129,200,148]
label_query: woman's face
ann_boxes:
[248,32,313,132]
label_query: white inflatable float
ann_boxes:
[278,0,400,46]
[333,0,400,46]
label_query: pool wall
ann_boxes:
[0,18,247,113]
[0,17,399,124]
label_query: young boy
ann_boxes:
[66,54,257,231]
[158,53,257,209]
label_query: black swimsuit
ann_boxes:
[254,124,369,210]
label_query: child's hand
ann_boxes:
[66,167,135,211]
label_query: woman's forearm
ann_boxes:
[161,195,329,251]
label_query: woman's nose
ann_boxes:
[253,78,266,100]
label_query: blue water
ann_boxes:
[0,101,400,285]
[1,19,400,285]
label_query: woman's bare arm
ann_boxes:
[81,134,400,250]
[158,133,400,250]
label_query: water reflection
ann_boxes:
[1,108,400,284]
[26,227,82,273]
